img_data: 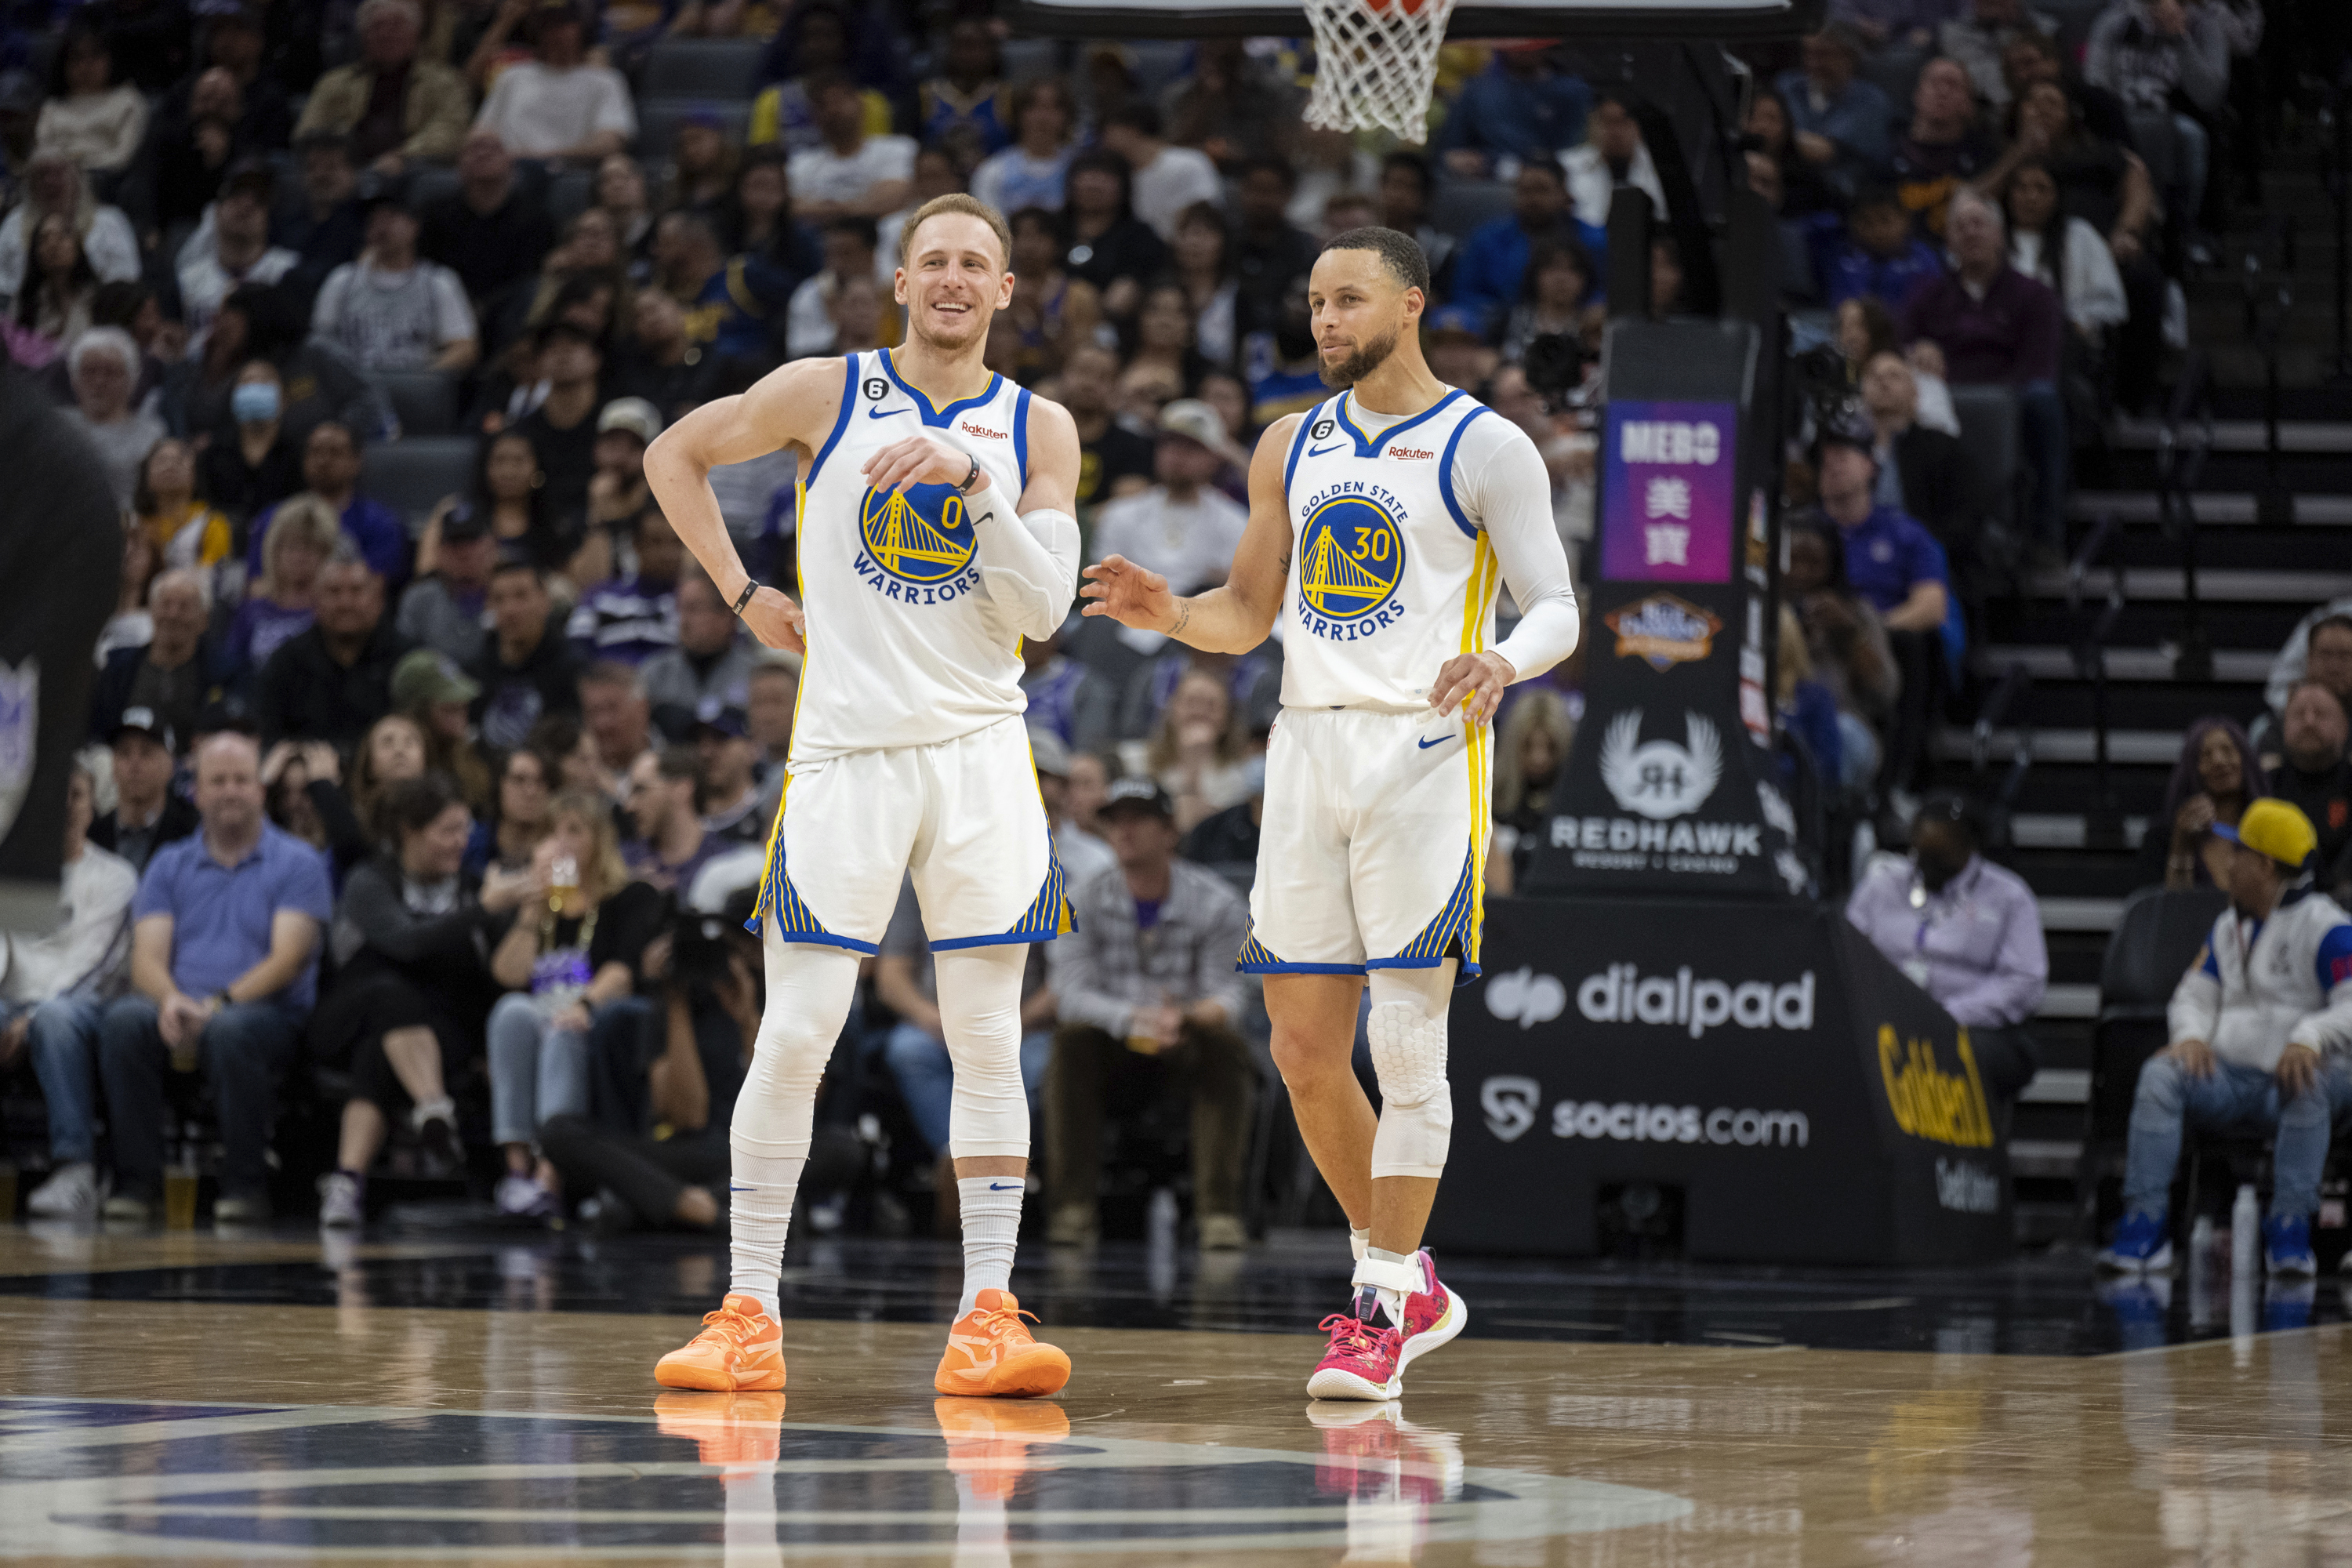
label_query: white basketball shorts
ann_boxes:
[750,713,1071,952]
[1240,706,1490,978]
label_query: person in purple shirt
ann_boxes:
[1845,790,2047,1120]
[96,732,334,1224]
[1900,189,2069,551]
[244,420,413,591]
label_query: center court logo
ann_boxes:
[855,481,980,604]
[1295,484,1409,641]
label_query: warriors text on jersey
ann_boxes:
[788,347,1039,763]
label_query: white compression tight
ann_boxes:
[1366,960,1456,1180]
[728,931,862,1315]
[728,930,1035,1315]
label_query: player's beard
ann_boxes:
[908,292,989,355]
[1319,325,1400,387]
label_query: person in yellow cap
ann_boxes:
[2097,797,2350,1278]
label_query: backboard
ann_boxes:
[1004,0,1822,41]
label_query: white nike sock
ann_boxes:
[1349,1225,1370,1262]
[956,1176,1024,1318]
[727,1145,801,1321]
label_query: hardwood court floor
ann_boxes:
[1,1227,2349,1565]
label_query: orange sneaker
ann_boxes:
[654,1294,787,1391]
[932,1288,1072,1398]
[935,1396,1072,1499]
[655,1390,788,1465]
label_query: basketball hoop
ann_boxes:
[1301,0,1461,144]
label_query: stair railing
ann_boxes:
[2154,352,2213,681]
[2066,512,2128,851]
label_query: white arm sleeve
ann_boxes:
[969,499,1080,642]
[1463,419,1581,681]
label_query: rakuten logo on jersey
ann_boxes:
[1387,445,1435,460]
[1576,964,1815,1039]
[959,420,1007,440]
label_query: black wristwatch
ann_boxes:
[729,579,759,617]
[957,453,982,493]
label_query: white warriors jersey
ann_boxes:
[786,347,1040,761]
[1279,387,1530,710]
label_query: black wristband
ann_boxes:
[958,453,981,493]
[730,579,758,617]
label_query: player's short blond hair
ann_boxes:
[897,194,1013,272]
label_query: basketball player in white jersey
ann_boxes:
[643,194,1085,1400]
[1085,228,1580,1400]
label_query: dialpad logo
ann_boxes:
[1485,967,1567,1029]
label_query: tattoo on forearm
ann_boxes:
[1169,601,1192,637]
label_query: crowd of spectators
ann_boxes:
[0,0,2335,1238]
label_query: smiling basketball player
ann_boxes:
[644,194,1083,1399]
[1084,228,1581,1400]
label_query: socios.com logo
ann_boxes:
[1481,1076,1541,1142]
[1485,967,1566,1029]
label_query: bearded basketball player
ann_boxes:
[644,194,1084,1399]
[1084,227,1581,1400]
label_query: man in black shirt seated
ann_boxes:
[88,709,198,874]
[2266,679,2352,904]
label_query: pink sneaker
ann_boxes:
[1395,1250,1467,1374]
[1305,1310,1403,1401]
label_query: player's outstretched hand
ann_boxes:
[1429,650,1517,724]
[1080,555,1175,632]
[862,431,986,496]
[741,586,807,654]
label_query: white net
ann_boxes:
[1301,0,1462,144]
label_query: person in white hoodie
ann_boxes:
[0,760,137,1216]
[2097,797,2350,1278]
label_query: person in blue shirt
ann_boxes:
[1446,162,1603,333]
[244,419,412,590]
[1774,25,1895,195]
[1814,421,1953,794]
[1432,43,1593,180]
[97,732,334,1223]
[1824,184,1947,311]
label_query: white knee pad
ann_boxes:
[1367,964,1455,1179]
[935,944,1033,1160]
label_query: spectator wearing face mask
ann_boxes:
[1844,791,2046,1120]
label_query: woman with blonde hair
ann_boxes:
[1486,688,1574,894]
[223,493,339,682]
[484,789,667,1218]
[1145,669,1253,833]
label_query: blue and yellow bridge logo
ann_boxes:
[858,481,976,586]
[1299,496,1406,622]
